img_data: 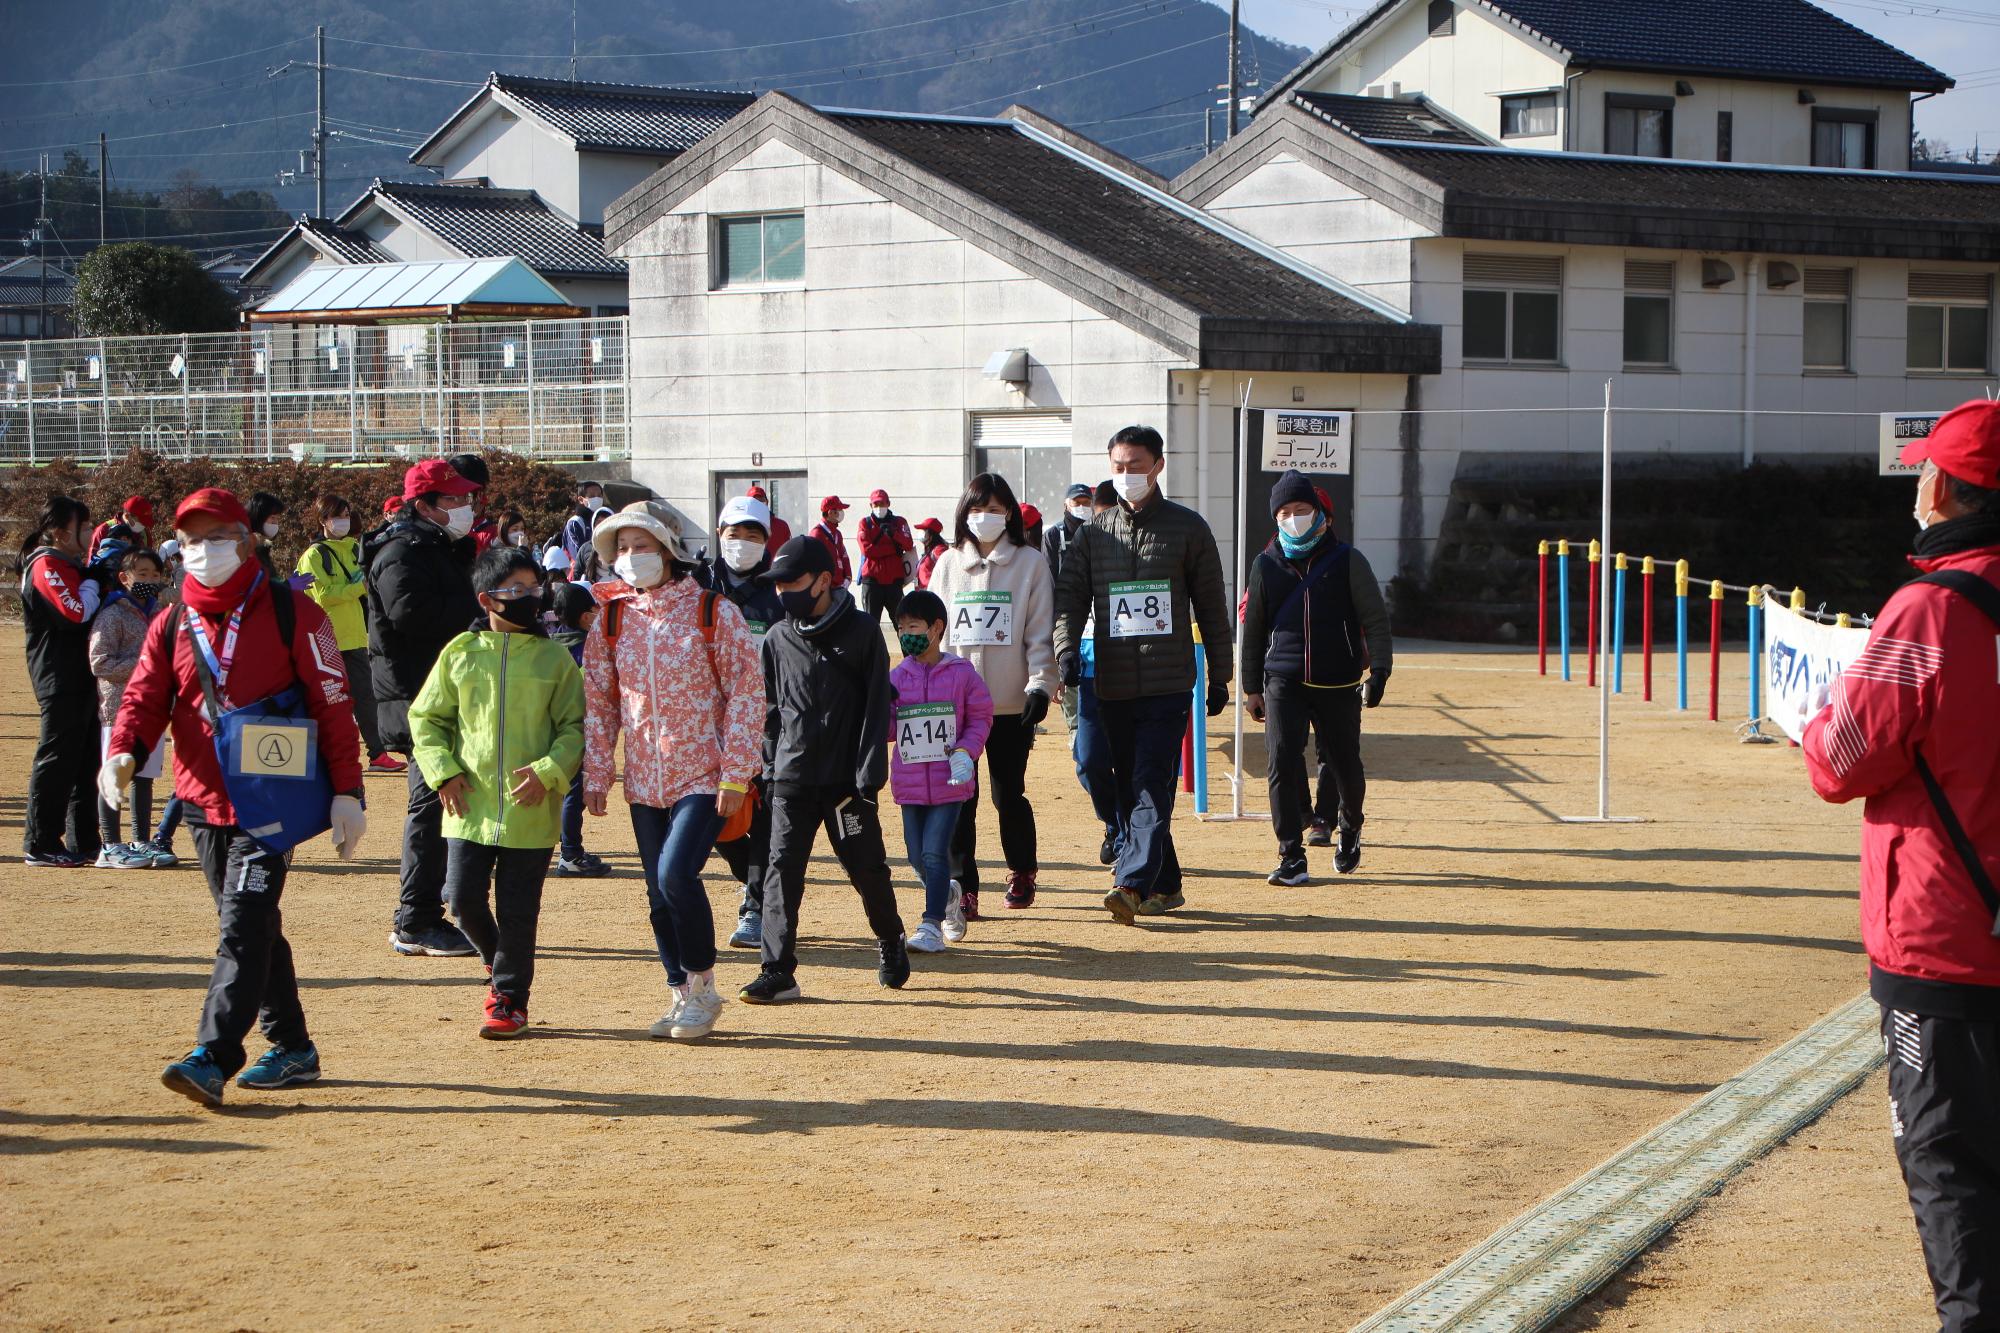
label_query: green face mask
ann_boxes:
[899,632,931,658]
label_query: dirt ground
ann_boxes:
[0,629,1931,1330]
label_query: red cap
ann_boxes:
[821,495,847,513]
[173,487,250,531]
[403,457,482,502]
[1900,400,2000,490]
[746,484,768,501]
[383,495,404,516]
[124,495,156,528]
[868,488,889,506]
[1020,503,1042,528]
[915,517,943,533]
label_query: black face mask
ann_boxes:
[489,592,544,630]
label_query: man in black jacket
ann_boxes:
[742,535,909,1004]
[1044,482,1096,733]
[1241,470,1392,884]
[367,458,483,957]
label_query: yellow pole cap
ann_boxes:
[1558,539,1570,556]
[1676,558,1690,596]
[1837,613,1852,628]
[1747,585,1763,607]
[1790,587,1806,611]
[1642,555,1656,575]
[1709,579,1724,601]
[1615,552,1629,571]
[1588,539,1601,562]
[1537,539,1549,555]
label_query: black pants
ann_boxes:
[713,784,772,917]
[950,715,1037,893]
[25,694,100,860]
[342,648,385,760]
[1099,693,1187,897]
[1265,675,1364,860]
[447,840,552,1008]
[99,776,156,848]
[395,761,447,933]
[860,578,904,625]
[1884,1007,2000,1332]
[760,784,903,978]
[192,824,308,1075]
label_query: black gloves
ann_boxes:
[1059,650,1082,688]
[1365,669,1390,709]
[1205,681,1228,717]
[1020,689,1050,729]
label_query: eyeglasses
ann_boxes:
[484,584,541,601]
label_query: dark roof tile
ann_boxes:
[369,181,625,277]
[492,74,756,155]
[1294,92,1487,144]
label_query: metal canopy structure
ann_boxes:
[247,257,584,325]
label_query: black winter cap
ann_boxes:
[1269,469,1323,517]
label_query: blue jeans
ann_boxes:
[154,795,185,847]
[901,802,963,923]
[629,794,722,984]
[560,768,586,861]
[1099,693,1188,897]
[1072,676,1120,840]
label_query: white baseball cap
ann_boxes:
[540,544,572,571]
[716,495,772,534]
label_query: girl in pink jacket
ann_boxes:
[888,590,993,953]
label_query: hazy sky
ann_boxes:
[1216,0,2000,158]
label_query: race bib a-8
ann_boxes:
[1108,580,1173,639]
[949,590,1014,647]
[896,702,957,764]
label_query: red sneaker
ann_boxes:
[479,990,527,1039]
[369,754,408,774]
[960,889,981,921]
[1004,870,1037,909]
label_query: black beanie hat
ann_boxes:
[1269,470,1322,517]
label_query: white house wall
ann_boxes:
[427,106,585,221]
[1569,72,1913,169]
[1198,152,1428,312]
[579,154,672,228]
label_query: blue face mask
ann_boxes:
[1277,512,1326,559]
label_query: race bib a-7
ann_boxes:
[1109,580,1173,639]
[896,702,957,764]
[950,590,1015,647]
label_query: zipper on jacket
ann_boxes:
[495,634,511,831]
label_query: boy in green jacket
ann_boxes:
[409,546,586,1038]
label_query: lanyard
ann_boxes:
[184,569,264,696]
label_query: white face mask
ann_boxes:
[326,517,351,538]
[1110,472,1153,506]
[1067,503,1092,523]
[871,506,890,521]
[1915,472,1936,531]
[720,537,764,573]
[966,511,1008,544]
[182,537,244,588]
[614,551,665,588]
[439,505,475,539]
[1277,512,1319,539]
[583,496,606,512]
[262,520,281,539]
[507,528,526,547]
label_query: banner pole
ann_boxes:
[1596,381,1612,819]
[1675,559,1690,711]
[1231,381,1252,819]
[1558,540,1572,682]
[1641,556,1655,702]
[1192,641,1209,814]
[1537,540,1549,676]
[1586,539,1601,688]
[1708,579,1724,722]
[1612,552,1628,695]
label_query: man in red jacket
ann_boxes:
[855,487,913,625]
[104,488,368,1108]
[747,485,791,551]
[1803,398,2000,1332]
[810,495,853,587]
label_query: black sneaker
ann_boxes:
[1098,834,1117,866]
[1306,819,1333,848]
[1335,829,1362,875]
[389,924,477,957]
[738,969,802,1004]
[555,852,610,878]
[1267,858,1310,887]
[876,934,911,990]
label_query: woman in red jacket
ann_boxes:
[19,495,104,867]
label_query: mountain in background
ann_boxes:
[0,0,1305,256]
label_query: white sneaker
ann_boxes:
[670,975,724,1041]
[907,921,947,953]
[943,881,967,943]
[649,984,689,1039]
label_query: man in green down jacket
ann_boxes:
[1055,424,1232,924]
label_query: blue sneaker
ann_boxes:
[237,1042,321,1090]
[135,839,180,868]
[728,910,762,950]
[161,1046,228,1107]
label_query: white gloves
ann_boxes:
[330,795,367,861]
[947,749,976,786]
[98,753,137,811]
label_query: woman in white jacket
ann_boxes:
[928,472,1058,916]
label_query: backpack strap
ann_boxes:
[603,598,624,642]
[1905,569,2000,926]
[272,578,296,650]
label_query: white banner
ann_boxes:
[1261,409,1353,474]
[1762,595,1872,743]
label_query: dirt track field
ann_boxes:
[0,628,1933,1330]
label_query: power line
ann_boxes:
[0,37,304,88]
[317,62,483,88]
[944,29,1225,112]
[0,113,313,160]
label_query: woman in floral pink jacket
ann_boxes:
[582,503,763,1042]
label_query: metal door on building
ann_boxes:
[970,410,1073,528]
[713,470,809,547]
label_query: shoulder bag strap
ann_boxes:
[1906,569,2000,924]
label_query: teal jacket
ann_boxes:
[409,629,586,849]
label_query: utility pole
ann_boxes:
[570,0,578,84]
[35,155,48,337]
[97,132,107,246]
[1226,0,1241,139]
[315,24,327,217]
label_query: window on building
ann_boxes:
[970,411,1074,522]
[1605,95,1673,158]
[1716,111,1733,162]
[1811,109,1877,169]
[1802,268,1851,371]
[1907,272,1992,373]
[715,212,805,287]
[1462,254,1562,363]
[1500,93,1558,139]
[1623,260,1675,366]
[1428,0,1455,36]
